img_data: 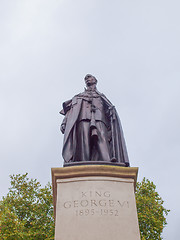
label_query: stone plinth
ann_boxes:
[52,165,140,240]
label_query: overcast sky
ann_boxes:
[0,0,180,238]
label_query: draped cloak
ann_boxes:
[60,92,130,166]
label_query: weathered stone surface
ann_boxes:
[52,165,140,240]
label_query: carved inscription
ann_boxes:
[61,190,129,217]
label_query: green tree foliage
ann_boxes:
[136,177,170,240]
[0,173,54,240]
[0,174,169,240]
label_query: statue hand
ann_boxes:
[60,123,66,134]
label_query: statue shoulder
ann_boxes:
[60,93,82,115]
[60,99,72,115]
[95,89,103,95]
[96,90,108,99]
[98,91,113,107]
[75,90,91,98]
[75,92,84,97]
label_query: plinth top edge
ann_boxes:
[51,165,138,182]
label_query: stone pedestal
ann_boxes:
[52,165,140,240]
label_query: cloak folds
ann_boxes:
[60,94,130,166]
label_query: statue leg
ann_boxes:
[75,120,90,161]
[95,121,111,162]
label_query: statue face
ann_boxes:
[85,75,97,87]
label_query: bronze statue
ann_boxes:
[60,74,130,167]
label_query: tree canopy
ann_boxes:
[0,174,169,240]
[0,173,54,240]
[136,178,170,240]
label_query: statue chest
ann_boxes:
[78,97,105,121]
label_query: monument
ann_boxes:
[52,74,140,240]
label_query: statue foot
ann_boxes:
[111,157,117,162]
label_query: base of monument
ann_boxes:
[63,161,129,167]
[52,165,140,240]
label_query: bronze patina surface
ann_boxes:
[60,74,130,167]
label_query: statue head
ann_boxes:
[84,74,97,87]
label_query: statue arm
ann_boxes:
[60,99,72,134]
[60,111,70,134]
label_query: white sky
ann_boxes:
[0,0,180,238]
